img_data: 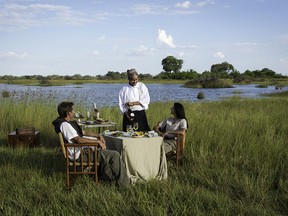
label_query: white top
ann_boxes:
[60,122,97,161]
[159,117,187,139]
[118,82,150,114]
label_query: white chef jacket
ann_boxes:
[118,82,150,114]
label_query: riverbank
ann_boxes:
[0,95,288,215]
[1,77,288,86]
[0,78,186,86]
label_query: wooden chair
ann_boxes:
[58,132,99,189]
[165,132,186,166]
[176,132,186,166]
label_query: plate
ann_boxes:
[132,135,144,138]
[85,121,94,125]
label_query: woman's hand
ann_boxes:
[155,127,164,136]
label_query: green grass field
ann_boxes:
[0,92,288,215]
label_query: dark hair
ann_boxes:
[174,102,189,128]
[57,102,74,118]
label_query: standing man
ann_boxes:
[119,68,151,132]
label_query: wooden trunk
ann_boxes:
[8,131,40,147]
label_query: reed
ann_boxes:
[0,96,288,215]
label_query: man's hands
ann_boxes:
[125,101,140,107]
[125,102,134,107]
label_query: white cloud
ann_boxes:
[213,51,225,59]
[92,51,99,55]
[195,0,215,8]
[126,45,156,56]
[98,35,105,41]
[275,34,288,44]
[0,3,97,31]
[157,29,176,48]
[131,4,168,15]
[0,51,30,59]
[175,1,191,9]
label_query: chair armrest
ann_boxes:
[64,143,99,147]
[64,143,99,164]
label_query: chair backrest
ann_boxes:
[177,132,186,155]
[58,132,67,158]
[176,132,186,166]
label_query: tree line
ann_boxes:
[0,55,286,81]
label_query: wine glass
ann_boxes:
[74,112,81,123]
[133,122,139,131]
[126,125,133,135]
[87,111,91,121]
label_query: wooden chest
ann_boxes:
[8,131,40,147]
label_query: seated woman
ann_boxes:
[153,102,188,155]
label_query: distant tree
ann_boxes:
[120,72,127,79]
[71,74,83,80]
[260,68,276,77]
[243,70,254,77]
[201,70,212,78]
[139,73,153,80]
[47,75,62,80]
[153,72,171,79]
[161,56,183,73]
[230,70,241,78]
[64,75,72,80]
[182,69,200,79]
[211,61,234,78]
[105,71,121,80]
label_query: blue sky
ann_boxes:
[0,0,287,76]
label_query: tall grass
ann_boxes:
[0,96,288,215]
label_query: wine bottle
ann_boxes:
[128,109,134,122]
[93,102,100,120]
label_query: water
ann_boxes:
[0,83,283,108]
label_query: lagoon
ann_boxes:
[0,83,282,109]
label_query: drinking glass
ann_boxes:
[126,125,133,134]
[133,122,139,131]
[87,111,91,121]
[74,112,81,123]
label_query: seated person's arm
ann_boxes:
[72,136,106,149]
[165,128,186,136]
[153,123,165,136]
[82,130,106,146]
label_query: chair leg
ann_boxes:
[66,174,70,189]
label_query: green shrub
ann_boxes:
[197,92,205,99]
[256,84,268,88]
[184,77,233,88]
[39,79,52,86]
[1,90,10,98]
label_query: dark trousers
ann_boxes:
[78,148,129,185]
[122,110,150,132]
[98,149,130,185]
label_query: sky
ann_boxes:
[0,0,287,76]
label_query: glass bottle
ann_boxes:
[93,103,100,120]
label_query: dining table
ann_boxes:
[78,121,117,133]
[103,132,168,183]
